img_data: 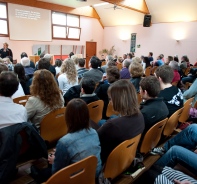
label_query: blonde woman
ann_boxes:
[25,69,64,129]
[3,57,13,71]
[58,58,78,96]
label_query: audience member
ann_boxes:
[148,52,154,63]
[183,78,197,107]
[165,56,173,65]
[95,66,120,119]
[54,59,62,76]
[180,55,190,70]
[58,58,78,96]
[80,78,99,104]
[71,55,80,70]
[129,61,144,93]
[154,55,164,66]
[2,57,13,71]
[43,54,56,76]
[68,51,74,58]
[14,63,29,95]
[83,56,103,83]
[140,76,169,134]
[31,99,102,182]
[169,60,180,83]
[77,58,88,80]
[21,52,35,69]
[181,67,197,85]
[142,56,151,70]
[0,71,27,129]
[101,55,113,73]
[25,69,64,129]
[155,65,183,117]
[120,59,130,79]
[97,80,144,163]
[122,53,127,60]
[127,53,133,61]
[20,57,35,78]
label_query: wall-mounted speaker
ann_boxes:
[143,15,151,27]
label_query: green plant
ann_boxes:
[99,46,116,55]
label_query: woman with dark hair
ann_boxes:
[25,69,64,129]
[54,59,62,75]
[98,80,144,163]
[14,63,29,95]
[142,56,151,70]
[31,99,102,182]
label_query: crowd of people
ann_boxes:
[0,43,197,184]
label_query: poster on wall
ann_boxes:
[130,33,137,52]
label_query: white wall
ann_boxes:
[0,16,104,62]
[103,22,197,64]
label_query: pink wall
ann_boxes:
[0,16,104,62]
[103,22,197,64]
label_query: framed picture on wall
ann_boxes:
[130,33,137,52]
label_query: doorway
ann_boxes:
[86,42,97,68]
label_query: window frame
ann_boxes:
[0,2,9,37]
[51,11,81,41]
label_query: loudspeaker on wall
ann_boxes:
[143,15,151,27]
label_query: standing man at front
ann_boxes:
[0,42,13,58]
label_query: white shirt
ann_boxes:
[0,96,27,129]
[55,66,61,75]
[58,73,78,96]
[12,83,25,99]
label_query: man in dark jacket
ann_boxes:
[140,76,169,134]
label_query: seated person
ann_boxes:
[183,78,197,107]
[154,55,164,66]
[14,63,29,95]
[54,59,62,76]
[155,65,183,117]
[0,71,27,129]
[95,66,120,119]
[43,54,56,77]
[77,58,88,80]
[31,99,102,182]
[101,55,114,73]
[97,80,144,164]
[21,52,35,69]
[80,78,99,104]
[82,56,103,84]
[25,69,64,129]
[20,57,35,78]
[129,61,144,93]
[152,124,197,176]
[181,68,197,85]
[120,59,131,79]
[0,63,25,98]
[140,76,169,134]
[169,60,180,83]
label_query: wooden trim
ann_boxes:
[0,0,100,19]
[101,0,149,14]
[0,2,9,37]
[92,6,104,29]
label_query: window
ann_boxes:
[0,2,8,36]
[52,12,81,40]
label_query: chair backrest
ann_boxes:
[184,67,190,76]
[40,107,67,143]
[13,95,31,106]
[145,66,152,76]
[172,81,179,86]
[140,118,168,155]
[103,134,141,180]
[163,107,184,137]
[150,66,158,75]
[106,101,119,118]
[87,100,104,124]
[179,97,194,123]
[45,156,97,184]
[185,82,192,90]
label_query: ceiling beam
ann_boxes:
[101,0,150,14]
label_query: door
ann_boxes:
[86,42,97,68]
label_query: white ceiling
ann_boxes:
[37,0,197,26]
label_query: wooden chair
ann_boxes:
[150,66,158,75]
[163,107,184,137]
[137,93,142,105]
[179,97,194,123]
[144,66,152,76]
[106,101,119,118]
[194,100,197,108]
[184,67,190,76]
[44,156,97,184]
[184,82,192,90]
[13,95,31,106]
[103,134,141,180]
[140,118,168,155]
[87,100,104,124]
[40,107,67,144]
